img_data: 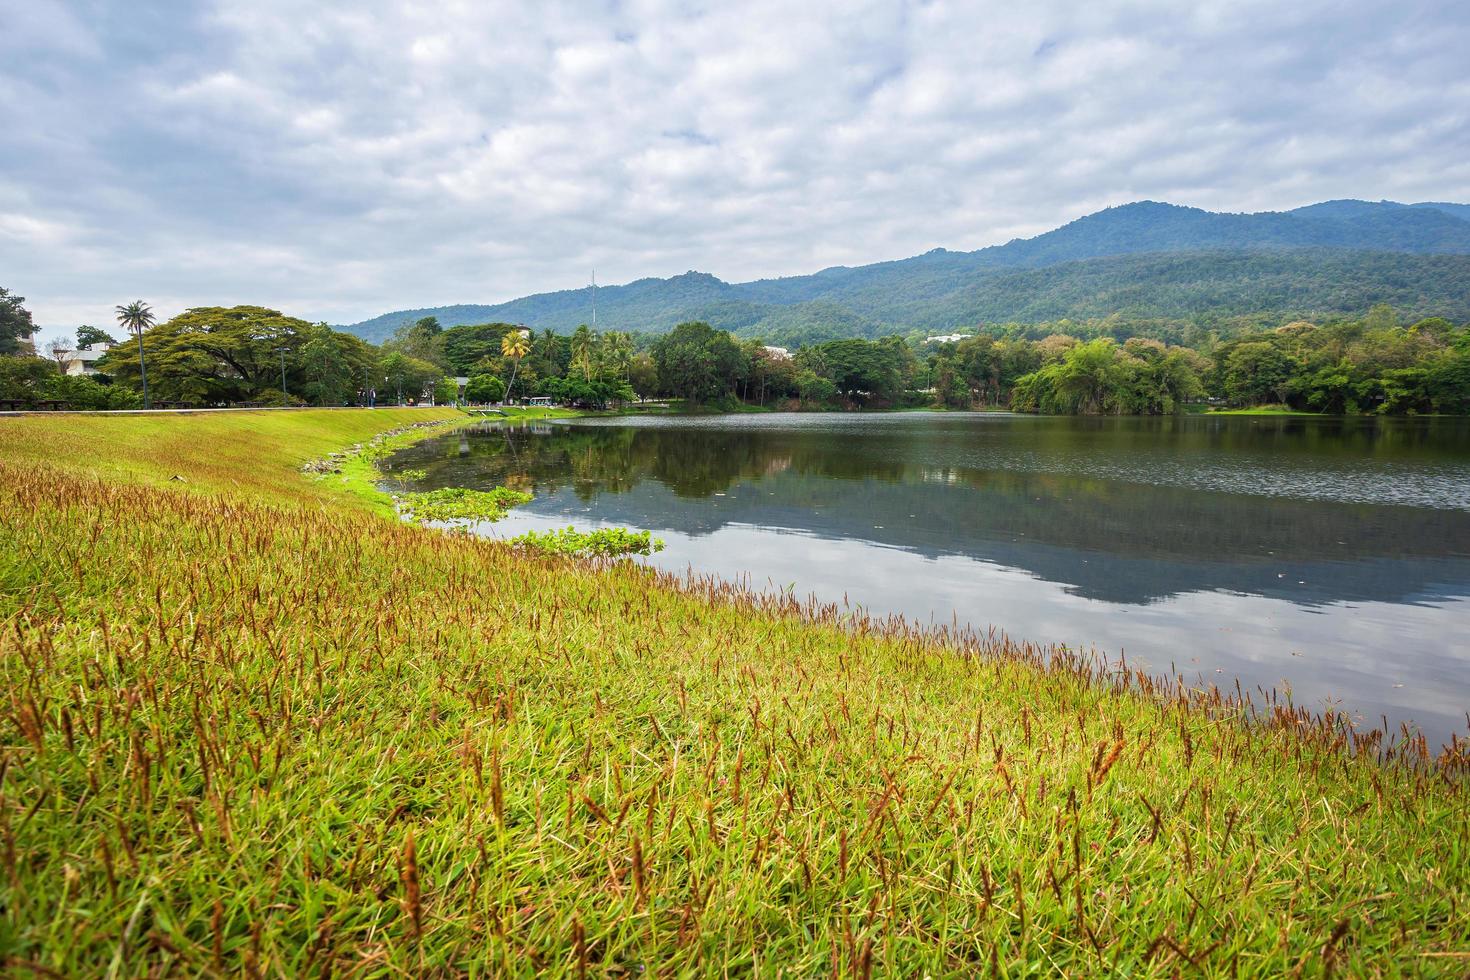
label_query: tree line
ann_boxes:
[633,308,1470,415]
[0,300,454,410]
[2,288,1468,415]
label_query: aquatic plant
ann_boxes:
[400,485,532,524]
[0,409,1465,975]
[511,524,665,557]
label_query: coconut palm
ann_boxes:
[601,331,633,379]
[570,324,596,381]
[115,300,155,409]
[500,328,531,402]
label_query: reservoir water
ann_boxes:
[387,412,1470,746]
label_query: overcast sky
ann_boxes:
[4,0,1469,343]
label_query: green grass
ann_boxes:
[0,409,1466,975]
[473,406,587,422]
[0,407,461,507]
[1207,404,1322,416]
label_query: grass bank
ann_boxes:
[0,407,461,506]
[1207,405,1322,416]
[0,409,1466,976]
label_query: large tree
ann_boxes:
[600,331,634,379]
[652,322,746,404]
[530,328,570,380]
[0,355,55,404]
[797,337,909,405]
[439,322,522,376]
[1,286,36,356]
[1222,341,1296,407]
[465,373,506,404]
[299,323,379,406]
[103,306,313,404]
[385,316,449,369]
[380,351,442,404]
[75,325,118,350]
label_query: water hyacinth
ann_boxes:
[511,525,666,558]
[0,409,1464,976]
[399,485,533,525]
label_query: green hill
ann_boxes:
[339,200,1470,345]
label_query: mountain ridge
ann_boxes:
[338,199,1470,343]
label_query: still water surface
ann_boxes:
[388,413,1470,746]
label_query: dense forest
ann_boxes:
[339,199,1470,346]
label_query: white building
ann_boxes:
[762,345,791,359]
[63,343,112,376]
[924,333,973,345]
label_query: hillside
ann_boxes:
[340,199,1470,344]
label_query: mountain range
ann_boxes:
[339,199,1470,346]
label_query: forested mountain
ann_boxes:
[340,200,1470,345]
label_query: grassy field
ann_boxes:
[1,409,1466,976]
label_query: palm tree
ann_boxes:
[570,324,595,381]
[115,300,155,409]
[602,331,633,379]
[500,328,531,402]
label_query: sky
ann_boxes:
[4,0,1469,346]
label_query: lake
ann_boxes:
[387,412,1470,747]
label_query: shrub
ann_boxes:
[41,374,142,410]
[465,374,505,404]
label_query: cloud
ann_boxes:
[2,0,1468,340]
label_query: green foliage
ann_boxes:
[380,350,443,404]
[510,524,665,557]
[35,288,1470,419]
[0,286,35,356]
[299,323,378,406]
[796,337,913,405]
[1012,338,1206,415]
[1222,341,1295,406]
[628,352,659,399]
[41,374,142,410]
[539,375,633,409]
[432,376,459,405]
[100,306,387,407]
[254,388,308,408]
[1207,313,1470,413]
[103,305,306,404]
[465,373,506,404]
[440,322,522,376]
[399,485,532,524]
[651,321,748,403]
[74,325,117,350]
[793,368,837,405]
[384,316,449,370]
[0,355,56,403]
